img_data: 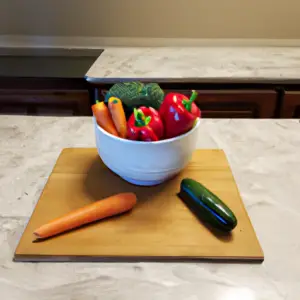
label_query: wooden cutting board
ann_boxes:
[14,148,264,262]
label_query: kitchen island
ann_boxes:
[86,47,300,83]
[85,47,300,118]
[1,116,299,300]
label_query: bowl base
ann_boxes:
[120,175,165,186]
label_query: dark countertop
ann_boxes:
[0,48,103,79]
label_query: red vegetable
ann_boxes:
[159,90,201,139]
[127,106,164,142]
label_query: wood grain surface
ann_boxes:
[14,148,264,262]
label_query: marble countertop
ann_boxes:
[85,47,300,83]
[1,116,300,300]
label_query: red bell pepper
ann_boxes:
[127,106,164,142]
[159,90,201,139]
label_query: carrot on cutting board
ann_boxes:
[108,97,127,138]
[33,193,137,240]
[92,101,119,137]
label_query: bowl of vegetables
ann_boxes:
[92,82,201,186]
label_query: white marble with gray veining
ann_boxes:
[85,47,300,83]
[1,116,300,300]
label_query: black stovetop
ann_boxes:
[0,48,102,79]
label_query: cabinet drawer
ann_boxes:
[0,90,91,116]
[163,90,277,118]
[281,92,300,118]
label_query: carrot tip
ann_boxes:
[33,232,41,238]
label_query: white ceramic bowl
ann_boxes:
[93,117,200,186]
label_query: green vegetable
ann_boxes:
[104,82,164,110]
[178,178,237,232]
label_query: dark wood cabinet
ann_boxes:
[0,76,93,116]
[281,92,300,118]
[3,75,300,119]
[163,90,277,118]
[0,89,91,116]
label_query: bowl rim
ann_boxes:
[94,117,200,146]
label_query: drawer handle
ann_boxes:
[53,92,67,96]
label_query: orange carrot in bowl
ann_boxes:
[33,193,137,240]
[108,97,127,138]
[92,101,119,137]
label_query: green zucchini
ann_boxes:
[178,178,237,232]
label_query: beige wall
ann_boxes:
[1,0,300,39]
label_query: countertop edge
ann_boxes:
[85,76,300,85]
